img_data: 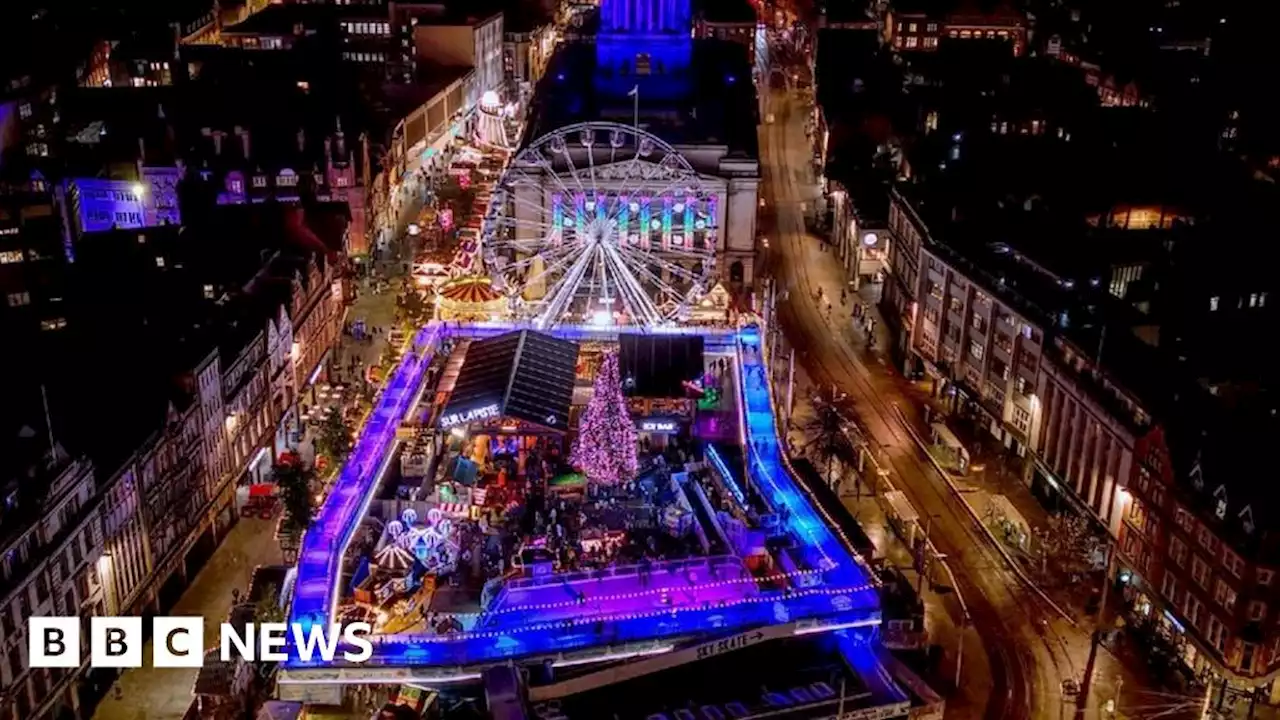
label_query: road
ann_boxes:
[758,85,1092,720]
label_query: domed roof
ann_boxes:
[439,276,502,304]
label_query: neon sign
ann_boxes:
[640,420,678,432]
[440,404,500,428]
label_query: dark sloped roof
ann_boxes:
[618,334,704,398]
[442,331,578,430]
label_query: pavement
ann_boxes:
[756,81,1177,719]
[91,518,283,720]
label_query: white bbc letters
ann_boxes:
[91,617,144,668]
[153,617,205,668]
[28,617,80,668]
[28,616,372,667]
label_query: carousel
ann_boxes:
[434,275,507,322]
[349,507,465,633]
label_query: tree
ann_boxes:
[274,461,315,541]
[571,352,638,486]
[254,583,286,625]
[316,411,353,465]
[801,386,853,491]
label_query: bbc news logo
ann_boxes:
[29,617,374,668]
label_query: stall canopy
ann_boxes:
[618,334,705,398]
[441,330,578,430]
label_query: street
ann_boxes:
[755,81,1157,718]
[90,518,283,720]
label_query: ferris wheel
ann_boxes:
[480,122,720,328]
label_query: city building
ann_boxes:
[521,0,762,288]
[0,435,104,720]
[884,0,1026,56]
[410,10,506,107]
[503,6,557,95]
[693,0,760,64]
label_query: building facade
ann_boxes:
[412,12,506,104]
[884,5,1027,56]
[882,190,925,361]
[1028,338,1150,538]
[909,242,1046,455]
[0,453,106,720]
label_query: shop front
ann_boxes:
[436,329,579,475]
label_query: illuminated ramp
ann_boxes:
[289,325,443,629]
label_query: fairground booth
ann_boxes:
[617,333,734,445]
[436,329,578,471]
[617,334,703,449]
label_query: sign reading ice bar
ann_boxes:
[639,420,678,433]
[440,404,500,428]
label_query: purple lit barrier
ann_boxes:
[286,582,880,668]
[289,325,445,628]
[733,336,876,592]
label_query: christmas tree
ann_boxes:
[571,351,638,485]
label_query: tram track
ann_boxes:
[757,86,1082,719]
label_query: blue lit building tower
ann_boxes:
[596,0,694,99]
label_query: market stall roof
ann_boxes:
[439,275,501,303]
[618,334,705,398]
[440,330,578,431]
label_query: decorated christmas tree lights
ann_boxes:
[571,352,638,485]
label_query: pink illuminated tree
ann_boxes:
[571,352,638,486]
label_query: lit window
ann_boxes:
[40,318,66,331]
[7,292,30,307]
[1209,296,1219,311]
[18,103,31,119]
[1249,293,1259,308]
[252,176,267,188]
[1260,292,1268,307]
[905,36,918,48]
[203,284,215,299]
[155,256,166,268]
[0,250,24,264]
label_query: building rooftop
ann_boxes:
[695,0,757,24]
[893,0,1023,22]
[222,3,332,37]
[549,636,909,720]
[525,40,759,158]
[408,8,503,27]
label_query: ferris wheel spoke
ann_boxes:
[519,244,581,286]
[649,242,714,261]
[488,214,559,239]
[497,173,564,220]
[616,243,703,282]
[625,254,690,303]
[586,142,597,194]
[527,156,579,205]
[602,241,665,325]
[539,244,597,325]
[559,142,589,195]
